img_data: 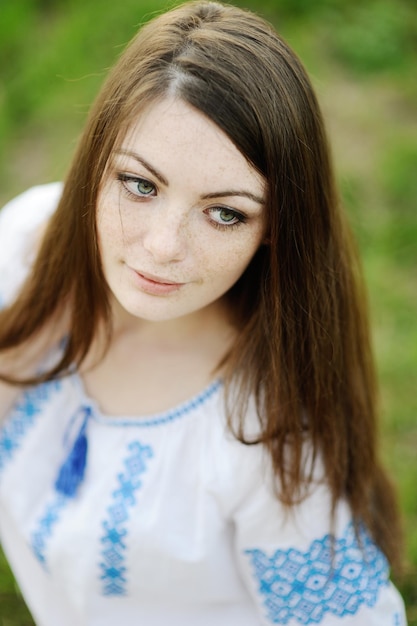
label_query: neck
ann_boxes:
[109,296,235,346]
[80,297,236,416]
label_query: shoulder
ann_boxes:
[0,182,63,234]
[0,183,63,307]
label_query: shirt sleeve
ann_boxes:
[0,183,63,308]
[214,429,408,626]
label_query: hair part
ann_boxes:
[0,0,402,571]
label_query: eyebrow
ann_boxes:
[115,149,168,186]
[114,149,265,206]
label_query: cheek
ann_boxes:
[201,234,262,286]
[95,212,111,257]
[96,199,124,253]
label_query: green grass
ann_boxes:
[0,0,416,623]
[0,550,34,624]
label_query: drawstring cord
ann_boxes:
[55,406,92,498]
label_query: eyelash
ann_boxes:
[117,173,156,199]
[206,207,247,231]
[115,172,247,230]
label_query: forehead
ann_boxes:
[115,97,265,193]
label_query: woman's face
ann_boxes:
[96,97,266,325]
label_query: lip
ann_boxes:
[128,266,185,295]
[137,270,182,285]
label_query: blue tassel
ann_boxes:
[55,407,91,498]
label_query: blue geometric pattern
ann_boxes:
[245,522,389,624]
[30,494,67,568]
[99,440,154,596]
[0,380,62,474]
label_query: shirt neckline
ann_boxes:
[70,373,223,428]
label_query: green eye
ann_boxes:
[136,179,155,195]
[219,209,237,223]
[207,206,246,229]
[117,173,156,198]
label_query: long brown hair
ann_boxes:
[0,1,401,569]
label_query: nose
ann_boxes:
[142,211,188,263]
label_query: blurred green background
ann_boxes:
[0,0,416,623]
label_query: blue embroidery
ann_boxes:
[394,611,405,626]
[31,494,67,568]
[245,522,389,624]
[0,380,62,474]
[28,405,91,568]
[92,379,221,428]
[99,440,153,596]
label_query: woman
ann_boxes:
[0,1,407,624]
